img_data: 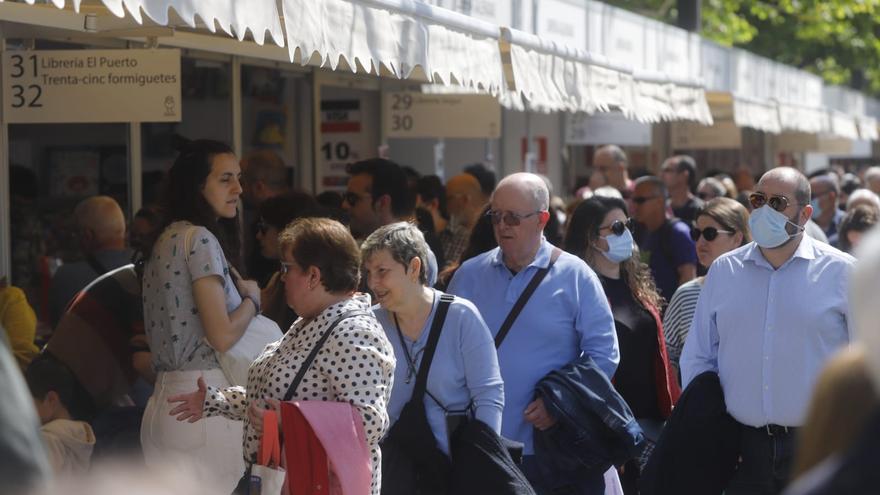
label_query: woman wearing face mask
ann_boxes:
[663,198,751,379]
[563,196,680,495]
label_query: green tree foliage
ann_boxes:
[603,0,880,95]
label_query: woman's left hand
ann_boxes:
[248,398,281,435]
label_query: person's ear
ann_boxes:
[44,391,60,413]
[537,210,551,229]
[307,265,322,289]
[408,256,422,284]
[733,231,744,247]
[802,204,813,225]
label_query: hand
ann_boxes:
[248,398,281,435]
[167,376,207,423]
[236,278,261,306]
[524,398,557,431]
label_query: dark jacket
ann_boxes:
[640,371,740,495]
[534,354,645,478]
[450,419,536,495]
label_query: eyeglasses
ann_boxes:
[691,226,735,242]
[631,195,660,205]
[811,190,832,201]
[599,219,634,236]
[279,261,296,275]
[697,192,714,200]
[749,192,801,212]
[485,209,542,226]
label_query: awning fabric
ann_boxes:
[858,116,879,141]
[502,28,711,124]
[7,0,285,46]
[732,96,781,134]
[281,0,505,93]
[829,110,861,141]
[777,102,829,135]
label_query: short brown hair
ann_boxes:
[697,197,752,246]
[279,218,360,293]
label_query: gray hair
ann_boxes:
[634,175,668,199]
[698,177,727,198]
[847,189,880,213]
[594,186,623,199]
[361,222,429,286]
[494,173,550,211]
[760,167,811,206]
[597,144,628,167]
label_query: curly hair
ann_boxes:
[564,196,665,310]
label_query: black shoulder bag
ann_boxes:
[494,248,562,349]
[381,294,454,495]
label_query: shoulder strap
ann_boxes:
[411,294,454,400]
[494,248,562,349]
[283,309,369,402]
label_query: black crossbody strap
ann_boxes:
[494,248,562,349]
[411,294,454,400]
[284,309,369,402]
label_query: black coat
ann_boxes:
[534,355,645,478]
[450,419,536,495]
[640,371,740,495]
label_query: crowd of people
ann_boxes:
[3,140,880,495]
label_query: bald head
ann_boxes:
[447,173,482,198]
[758,167,811,206]
[865,167,880,195]
[494,173,550,211]
[74,196,126,250]
[594,145,627,169]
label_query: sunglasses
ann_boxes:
[691,226,735,242]
[631,195,660,205]
[749,192,800,213]
[600,219,635,236]
[485,209,542,226]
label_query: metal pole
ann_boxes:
[128,122,142,215]
[0,34,10,282]
[231,56,243,158]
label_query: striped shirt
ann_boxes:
[662,278,703,373]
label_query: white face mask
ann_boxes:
[600,228,634,263]
[748,205,804,248]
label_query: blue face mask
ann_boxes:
[810,198,822,219]
[600,228,634,263]
[748,205,804,248]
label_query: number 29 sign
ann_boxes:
[2,49,181,124]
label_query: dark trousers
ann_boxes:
[726,423,798,495]
[520,455,606,495]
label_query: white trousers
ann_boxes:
[141,369,245,493]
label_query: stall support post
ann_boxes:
[0,34,10,282]
[231,56,243,159]
[128,122,143,216]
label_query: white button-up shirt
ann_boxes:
[681,235,854,427]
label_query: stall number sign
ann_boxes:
[382,91,501,139]
[2,49,181,123]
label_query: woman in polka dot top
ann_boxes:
[169,218,395,495]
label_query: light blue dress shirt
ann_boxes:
[447,240,619,454]
[374,289,504,455]
[681,235,854,427]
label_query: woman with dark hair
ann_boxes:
[663,197,750,376]
[564,196,680,494]
[837,204,878,254]
[255,190,320,330]
[140,139,260,491]
[169,218,395,495]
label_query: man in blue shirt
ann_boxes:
[448,172,619,493]
[631,176,697,302]
[681,167,855,495]
[808,172,846,246]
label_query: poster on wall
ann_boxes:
[319,99,367,192]
[2,49,181,123]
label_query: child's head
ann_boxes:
[25,357,77,424]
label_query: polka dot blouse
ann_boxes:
[203,293,395,495]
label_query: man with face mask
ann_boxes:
[808,172,845,246]
[680,167,855,495]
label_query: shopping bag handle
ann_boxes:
[259,409,281,468]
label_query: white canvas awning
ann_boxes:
[732,95,781,134]
[281,0,504,93]
[858,115,879,141]
[3,0,285,46]
[829,110,860,141]
[777,102,830,135]
[501,27,710,124]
